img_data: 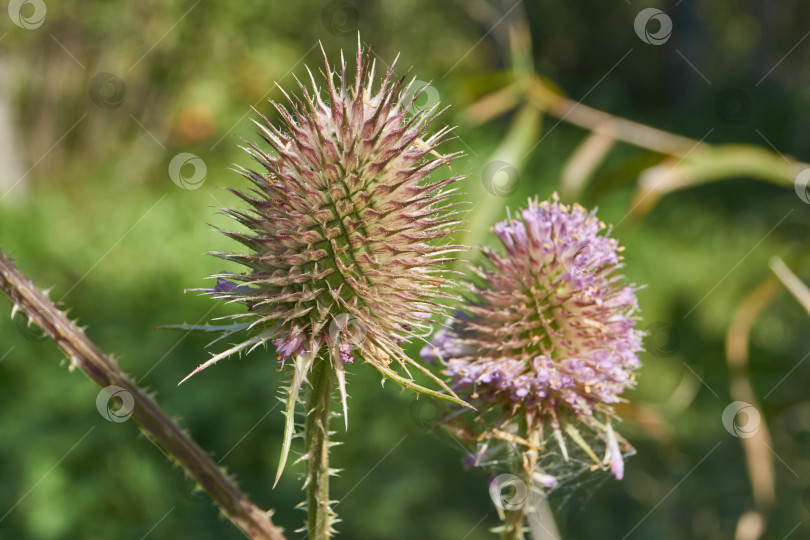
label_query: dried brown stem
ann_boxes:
[725,277,780,522]
[0,250,286,540]
[526,77,704,157]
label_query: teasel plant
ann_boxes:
[421,194,644,540]
[167,39,470,538]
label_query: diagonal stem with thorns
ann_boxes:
[0,249,286,540]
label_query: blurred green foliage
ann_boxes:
[2,1,810,539]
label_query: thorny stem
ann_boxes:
[0,250,286,540]
[501,428,539,540]
[501,462,530,540]
[305,356,335,539]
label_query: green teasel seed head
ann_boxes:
[181,41,470,435]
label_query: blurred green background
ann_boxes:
[2,1,810,539]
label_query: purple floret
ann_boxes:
[423,195,643,480]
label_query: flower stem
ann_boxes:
[501,460,530,540]
[501,425,543,540]
[305,356,335,539]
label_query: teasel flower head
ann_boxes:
[422,194,642,481]
[176,41,469,480]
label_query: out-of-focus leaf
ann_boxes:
[631,145,808,218]
[726,278,781,513]
[526,76,700,156]
[560,125,616,201]
[459,83,521,126]
[455,71,517,112]
[458,104,543,262]
[770,256,810,317]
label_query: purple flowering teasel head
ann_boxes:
[422,194,643,480]
[178,42,471,445]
